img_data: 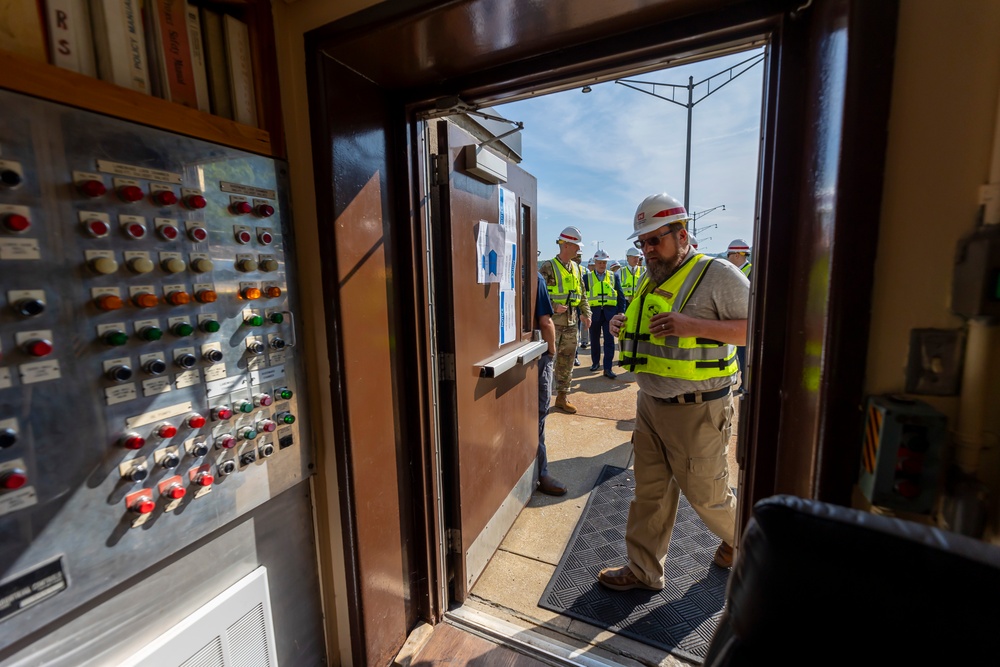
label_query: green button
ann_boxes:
[173,322,194,337]
[281,413,296,424]
[105,331,129,346]
[243,429,258,440]
[278,388,293,400]
[246,315,264,327]
[237,401,254,413]
[201,320,221,333]
[269,313,284,324]
[140,326,163,341]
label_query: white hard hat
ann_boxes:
[587,258,596,267]
[626,247,641,257]
[558,226,583,245]
[593,249,610,261]
[727,239,750,253]
[690,235,699,249]
[629,193,690,240]
[610,260,621,269]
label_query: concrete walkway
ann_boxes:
[467,355,741,666]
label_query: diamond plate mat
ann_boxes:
[538,465,729,663]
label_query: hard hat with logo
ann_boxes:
[727,239,750,254]
[593,249,610,261]
[629,193,690,240]
[558,226,583,246]
[626,247,641,257]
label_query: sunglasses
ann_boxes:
[633,228,674,249]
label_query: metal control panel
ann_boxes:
[0,89,311,638]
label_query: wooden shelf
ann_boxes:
[0,49,272,156]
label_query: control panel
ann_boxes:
[0,89,311,634]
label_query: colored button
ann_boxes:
[162,257,186,273]
[278,412,296,425]
[79,179,107,197]
[25,339,53,357]
[157,424,178,438]
[166,291,191,306]
[237,257,257,272]
[235,400,254,414]
[134,293,159,308]
[122,433,146,450]
[96,294,124,311]
[128,256,154,274]
[241,429,258,440]
[0,427,17,448]
[257,419,276,433]
[276,387,293,400]
[245,314,264,327]
[232,201,253,216]
[216,435,236,449]
[213,407,233,421]
[256,205,275,218]
[196,289,218,303]
[186,194,207,209]
[254,393,273,407]
[187,414,207,429]
[195,472,214,486]
[258,231,273,244]
[189,226,209,242]
[260,258,279,272]
[266,287,283,299]
[124,222,147,239]
[103,330,129,346]
[1,469,28,490]
[154,190,178,206]
[139,326,163,341]
[118,185,144,202]
[164,484,185,500]
[269,312,284,324]
[3,213,30,232]
[236,229,253,244]
[91,256,119,274]
[192,257,214,273]
[14,299,45,317]
[158,224,179,240]
[242,287,261,300]
[84,218,110,237]
[200,319,221,333]
[130,496,156,514]
[172,322,194,337]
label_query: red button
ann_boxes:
[164,485,186,500]
[122,434,146,450]
[131,496,155,514]
[79,179,107,198]
[236,230,252,244]
[25,339,53,357]
[232,201,253,215]
[155,190,178,206]
[187,414,207,429]
[3,213,30,232]
[125,223,147,239]
[217,434,236,449]
[195,472,214,487]
[258,231,273,245]
[186,194,207,209]
[158,224,179,240]
[189,226,208,242]
[85,219,110,237]
[256,204,275,218]
[118,185,144,202]
[1,469,28,490]
[213,407,233,421]
[157,424,178,438]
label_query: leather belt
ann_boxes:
[653,386,731,405]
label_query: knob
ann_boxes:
[166,291,191,306]
[154,190,178,206]
[161,453,181,469]
[13,298,45,317]
[95,294,124,311]
[139,325,163,342]
[237,257,257,272]
[127,466,149,483]
[0,468,28,490]
[0,169,22,187]
[259,442,275,457]
[83,218,110,237]
[276,411,296,425]
[241,287,261,300]
[162,483,185,499]
[175,353,197,369]
[0,427,17,448]
[244,314,264,327]
[191,257,214,273]
[240,451,257,465]
[195,289,218,304]
[162,257,186,274]
[187,414,207,429]
[123,222,147,239]
[121,433,146,450]
[269,338,286,350]
[275,387,293,401]
[144,358,167,375]
[246,341,265,355]
[157,224,179,241]
[133,292,159,308]
[257,419,276,433]
[256,204,275,219]
[212,406,233,421]
[3,213,30,233]
[231,201,253,216]
[253,393,273,407]
[129,493,155,513]
[117,185,144,202]
[194,470,214,486]
[156,423,178,439]
[234,400,254,414]
[216,434,236,450]
[24,339,53,357]
[188,226,209,242]
[185,194,207,209]
[266,287,283,299]
[78,179,106,198]
[200,319,221,333]
[106,364,133,382]
[259,258,279,272]
[203,348,224,363]
[218,460,236,476]
[128,256,154,274]
[102,330,129,347]
[90,256,119,274]
[190,441,210,457]
[258,230,274,245]
[171,322,194,337]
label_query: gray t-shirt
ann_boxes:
[633,250,750,399]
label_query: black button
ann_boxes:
[0,428,17,448]
[0,170,22,187]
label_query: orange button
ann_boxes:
[196,289,218,303]
[134,292,159,308]
[167,291,191,306]
[96,294,124,311]
[265,286,282,298]
[242,287,262,300]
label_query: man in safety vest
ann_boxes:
[726,239,752,393]
[539,226,592,413]
[583,249,625,378]
[619,247,645,303]
[597,193,749,592]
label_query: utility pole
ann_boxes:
[690,204,726,237]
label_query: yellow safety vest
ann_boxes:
[547,258,582,307]
[620,265,644,300]
[619,253,737,380]
[587,271,616,307]
[741,262,752,278]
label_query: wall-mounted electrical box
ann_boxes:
[463,145,508,184]
[952,224,1000,318]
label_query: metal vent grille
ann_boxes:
[180,637,225,667]
[228,603,270,667]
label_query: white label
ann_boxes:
[0,368,10,389]
[206,375,247,398]
[111,177,142,188]
[159,251,183,261]
[251,365,285,385]
[90,286,120,298]
[125,401,194,429]
[220,182,276,199]
[73,170,104,184]
[128,285,156,297]
[13,330,52,346]
[150,185,172,194]
[190,252,210,261]
[268,350,287,365]
[101,356,131,373]
[134,318,159,330]
[247,355,265,371]
[0,204,29,217]
[162,284,186,295]
[142,378,171,396]
[139,352,163,366]
[123,250,150,262]
[204,364,227,382]
[78,210,110,224]
[19,361,60,384]
[0,239,40,260]
[105,383,137,405]
[119,214,145,225]
[84,249,115,260]
[0,487,38,516]
[7,289,44,303]
[96,323,126,336]
[175,370,201,389]
[98,160,182,184]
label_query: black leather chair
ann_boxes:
[703,495,1000,666]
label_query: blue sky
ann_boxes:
[495,47,765,262]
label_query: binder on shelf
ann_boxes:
[223,14,257,127]
[199,5,232,119]
[148,0,198,108]
[0,0,47,63]
[43,0,97,75]
[90,0,151,95]
[185,2,210,113]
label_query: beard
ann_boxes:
[645,243,688,285]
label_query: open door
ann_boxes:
[429,119,541,602]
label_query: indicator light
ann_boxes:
[191,257,214,273]
[171,322,194,337]
[175,353,197,369]
[268,312,284,324]
[106,364,133,382]
[276,387,293,400]
[14,298,45,317]
[25,339,53,357]
[237,257,258,272]
[96,294,124,311]
[103,330,129,347]
[185,194,207,209]
[129,495,155,514]
[162,257,186,274]
[128,256,154,274]
[259,258,279,272]
[241,428,258,441]
[200,319,221,333]
[90,256,119,274]
[235,400,254,414]
[256,204,275,218]
[212,407,233,421]
[195,289,218,303]
[144,358,167,375]
[216,435,236,450]
[157,424,178,438]
[266,287,282,299]
[1,469,28,490]
[134,292,159,308]
[258,230,273,244]
[188,226,209,242]
[118,185,144,202]
[194,471,214,486]
[154,190,178,206]
[253,393,273,407]
[139,326,163,341]
[163,484,185,500]
[242,287,261,300]
[232,201,253,216]
[121,433,146,450]
[166,291,191,306]
[277,412,296,425]
[84,218,110,237]
[187,414,207,429]
[257,419,276,433]
[3,213,30,232]
[79,179,106,198]
[203,348,224,363]
[245,314,264,327]
[158,224,179,241]
[124,222,147,239]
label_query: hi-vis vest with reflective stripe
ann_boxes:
[620,265,644,300]
[741,261,752,278]
[619,253,737,380]
[547,258,582,307]
[587,271,616,307]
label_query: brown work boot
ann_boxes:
[555,392,577,414]
[538,474,567,496]
[714,542,735,568]
[597,565,661,592]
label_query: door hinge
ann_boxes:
[432,153,449,186]
[439,353,455,381]
[446,528,462,554]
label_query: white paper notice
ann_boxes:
[502,230,517,291]
[498,290,517,346]
[476,220,488,283]
[477,221,505,284]
[498,186,517,234]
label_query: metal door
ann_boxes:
[431,120,541,601]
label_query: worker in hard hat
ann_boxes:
[597,193,748,593]
[726,239,752,393]
[577,258,596,358]
[620,247,645,304]
[690,235,700,251]
[583,249,626,379]
[539,226,592,413]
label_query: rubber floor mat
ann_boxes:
[538,465,729,663]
